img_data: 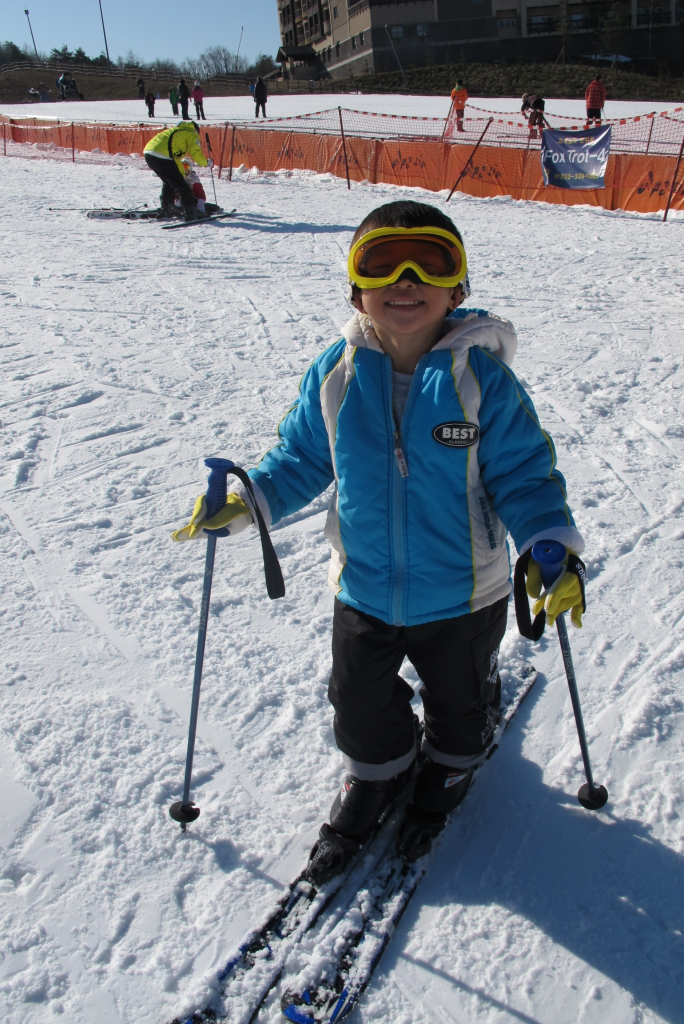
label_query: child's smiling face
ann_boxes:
[356,277,461,341]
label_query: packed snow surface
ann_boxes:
[1,146,684,1024]
[1,93,678,123]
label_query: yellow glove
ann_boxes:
[171,492,252,542]
[528,563,584,629]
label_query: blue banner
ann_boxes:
[541,124,612,189]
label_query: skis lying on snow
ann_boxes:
[86,207,160,220]
[161,208,236,230]
[166,659,536,1024]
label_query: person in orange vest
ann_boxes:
[585,74,606,126]
[450,79,468,132]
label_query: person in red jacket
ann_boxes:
[192,82,206,120]
[585,74,606,126]
[450,79,468,132]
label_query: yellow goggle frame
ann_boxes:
[348,226,468,290]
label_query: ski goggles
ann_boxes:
[348,227,467,290]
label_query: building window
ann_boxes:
[527,14,556,32]
[390,24,404,38]
[351,34,357,48]
[416,23,428,36]
[333,4,338,15]
[359,31,364,44]
[497,16,516,26]
[336,40,341,56]
[568,12,590,28]
[637,5,670,23]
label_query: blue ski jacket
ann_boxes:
[248,309,582,626]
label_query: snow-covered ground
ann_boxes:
[1,148,684,1024]
[2,94,680,124]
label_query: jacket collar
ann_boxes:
[341,310,517,367]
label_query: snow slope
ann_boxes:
[1,152,684,1024]
[1,94,679,124]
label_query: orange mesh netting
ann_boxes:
[2,105,683,215]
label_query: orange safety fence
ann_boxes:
[1,107,683,216]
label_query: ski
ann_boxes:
[167,733,424,1024]
[165,660,534,1024]
[280,660,537,1024]
[87,207,157,220]
[162,208,237,230]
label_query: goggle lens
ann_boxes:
[358,238,458,280]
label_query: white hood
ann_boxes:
[341,310,517,366]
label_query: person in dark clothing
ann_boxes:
[143,122,212,220]
[178,78,190,120]
[145,91,156,117]
[521,93,546,138]
[137,77,145,99]
[254,77,268,118]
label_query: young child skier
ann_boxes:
[172,200,586,881]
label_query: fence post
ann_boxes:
[663,129,684,223]
[72,122,75,163]
[3,120,6,157]
[446,117,493,202]
[338,106,351,190]
[645,113,655,155]
[228,125,237,182]
[217,123,228,179]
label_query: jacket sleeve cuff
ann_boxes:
[229,478,273,531]
[518,525,585,557]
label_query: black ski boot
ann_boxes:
[397,759,473,862]
[307,769,411,886]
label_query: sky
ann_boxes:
[6,0,282,65]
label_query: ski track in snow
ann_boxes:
[0,147,683,1024]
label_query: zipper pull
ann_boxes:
[394,430,409,478]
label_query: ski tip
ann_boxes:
[282,1006,314,1023]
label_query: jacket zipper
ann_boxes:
[389,357,422,626]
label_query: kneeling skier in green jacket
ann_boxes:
[143,121,213,220]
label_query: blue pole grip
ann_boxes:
[204,457,234,533]
[531,539,566,590]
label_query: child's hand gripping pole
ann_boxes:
[169,458,285,831]
[516,540,608,812]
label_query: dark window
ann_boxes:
[351,34,357,48]
[497,17,516,26]
[416,23,428,36]
[359,31,364,44]
[336,40,341,56]
[333,4,338,15]
[527,14,556,32]
[390,24,404,38]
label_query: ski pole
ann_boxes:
[205,132,218,206]
[531,540,608,811]
[169,457,285,831]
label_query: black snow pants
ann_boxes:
[255,100,266,118]
[194,101,205,119]
[144,153,194,212]
[329,596,508,779]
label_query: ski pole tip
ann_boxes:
[169,800,201,825]
[578,783,608,811]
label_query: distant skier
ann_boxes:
[169,85,179,116]
[585,73,606,126]
[521,93,546,137]
[192,81,206,120]
[137,77,145,99]
[178,78,191,120]
[172,199,586,878]
[145,90,156,117]
[450,78,468,132]
[143,122,213,219]
[254,77,268,118]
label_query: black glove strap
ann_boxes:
[514,549,546,641]
[229,467,286,600]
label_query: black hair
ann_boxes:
[351,200,463,247]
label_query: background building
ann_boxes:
[276,0,683,78]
